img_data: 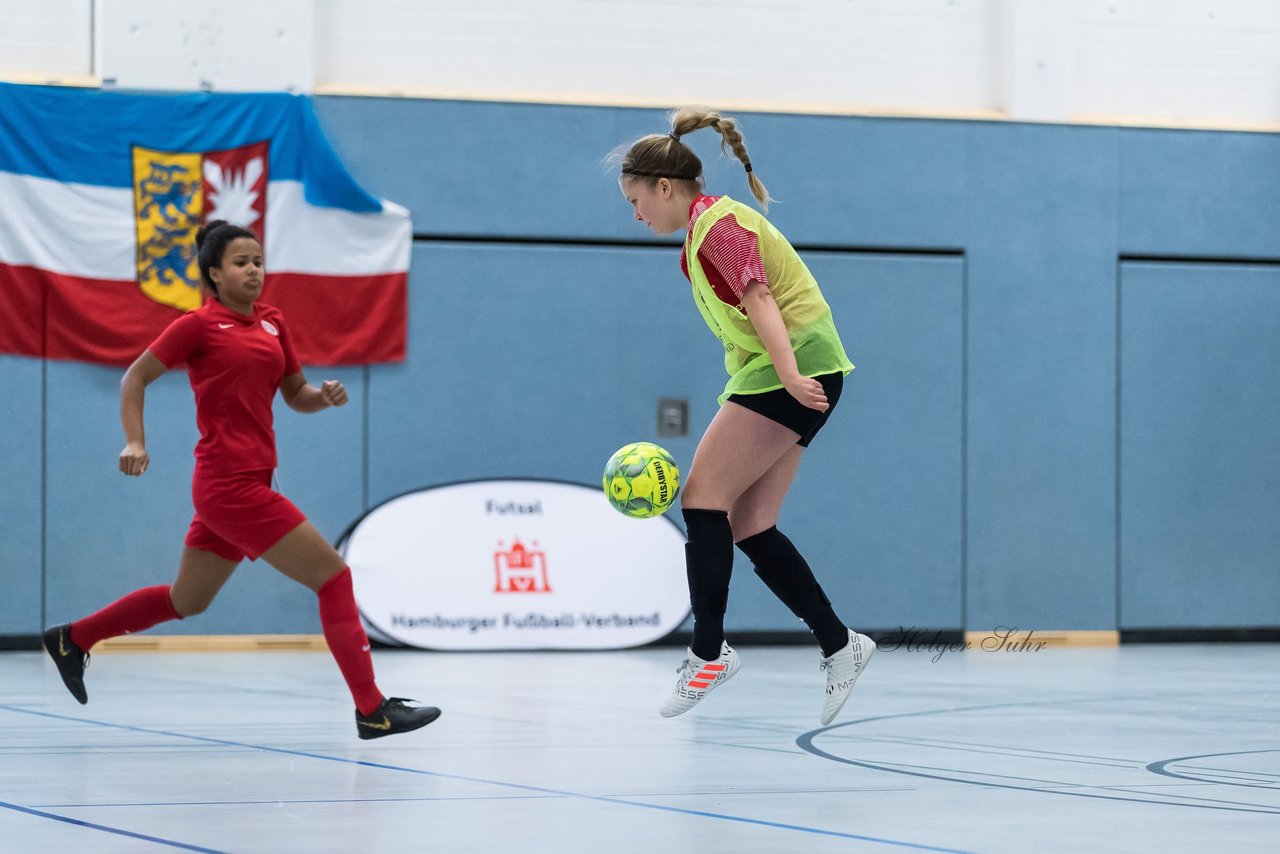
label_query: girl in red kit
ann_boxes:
[615,108,875,725]
[43,220,438,739]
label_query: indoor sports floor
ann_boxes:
[2,642,1278,853]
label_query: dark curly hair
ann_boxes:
[195,220,258,293]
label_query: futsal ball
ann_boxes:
[602,442,681,518]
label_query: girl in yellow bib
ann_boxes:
[616,108,874,725]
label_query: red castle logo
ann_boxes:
[493,538,551,593]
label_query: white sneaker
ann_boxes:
[819,630,875,725]
[659,641,741,718]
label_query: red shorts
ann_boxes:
[186,468,307,562]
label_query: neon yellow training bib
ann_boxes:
[684,197,854,404]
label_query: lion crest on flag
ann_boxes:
[131,141,269,311]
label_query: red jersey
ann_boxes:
[679,195,769,307]
[148,299,301,474]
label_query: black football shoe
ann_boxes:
[43,623,90,704]
[356,697,441,739]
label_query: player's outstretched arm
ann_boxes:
[280,372,348,413]
[119,350,167,476]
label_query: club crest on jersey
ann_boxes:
[260,319,279,336]
[131,140,269,311]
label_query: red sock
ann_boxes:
[69,585,183,650]
[318,568,384,716]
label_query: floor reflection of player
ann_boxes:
[614,109,876,725]
[44,220,439,740]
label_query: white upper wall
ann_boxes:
[1072,0,1280,126]
[315,0,1004,117]
[0,0,93,81]
[95,0,314,92]
[2,0,1279,129]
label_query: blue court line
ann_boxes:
[1177,764,1280,780]
[831,732,1140,770]
[0,704,973,854]
[695,739,809,756]
[0,799,227,853]
[39,794,566,809]
[857,733,1144,767]
[38,786,915,810]
[800,745,1280,815]
[822,755,1280,813]
[1147,750,1280,790]
[797,705,1280,815]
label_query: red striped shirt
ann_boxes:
[680,195,768,307]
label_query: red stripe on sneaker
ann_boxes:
[688,680,711,688]
[694,671,718,681]
[702,664,726,671]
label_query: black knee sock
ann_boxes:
[682,508,734,661]
[736,526,848,657]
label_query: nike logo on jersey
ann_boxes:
[218,323,234,329]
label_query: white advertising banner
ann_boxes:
[340,479,691,650]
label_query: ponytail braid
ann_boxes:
[613,106,774,211]
[670,107,773,211]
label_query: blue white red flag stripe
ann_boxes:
[0,83,410,366]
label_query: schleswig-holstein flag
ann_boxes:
[0,83,409,365]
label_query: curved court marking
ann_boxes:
[796,702,1280,815]
[0,704,974,854]
[1146,750,1280,790]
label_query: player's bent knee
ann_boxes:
[680,482,732,512]
[172,599,208,618]
[730,517,774,543]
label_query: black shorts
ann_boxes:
[726,372,844,447]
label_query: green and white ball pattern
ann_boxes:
[602,442,681,518]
